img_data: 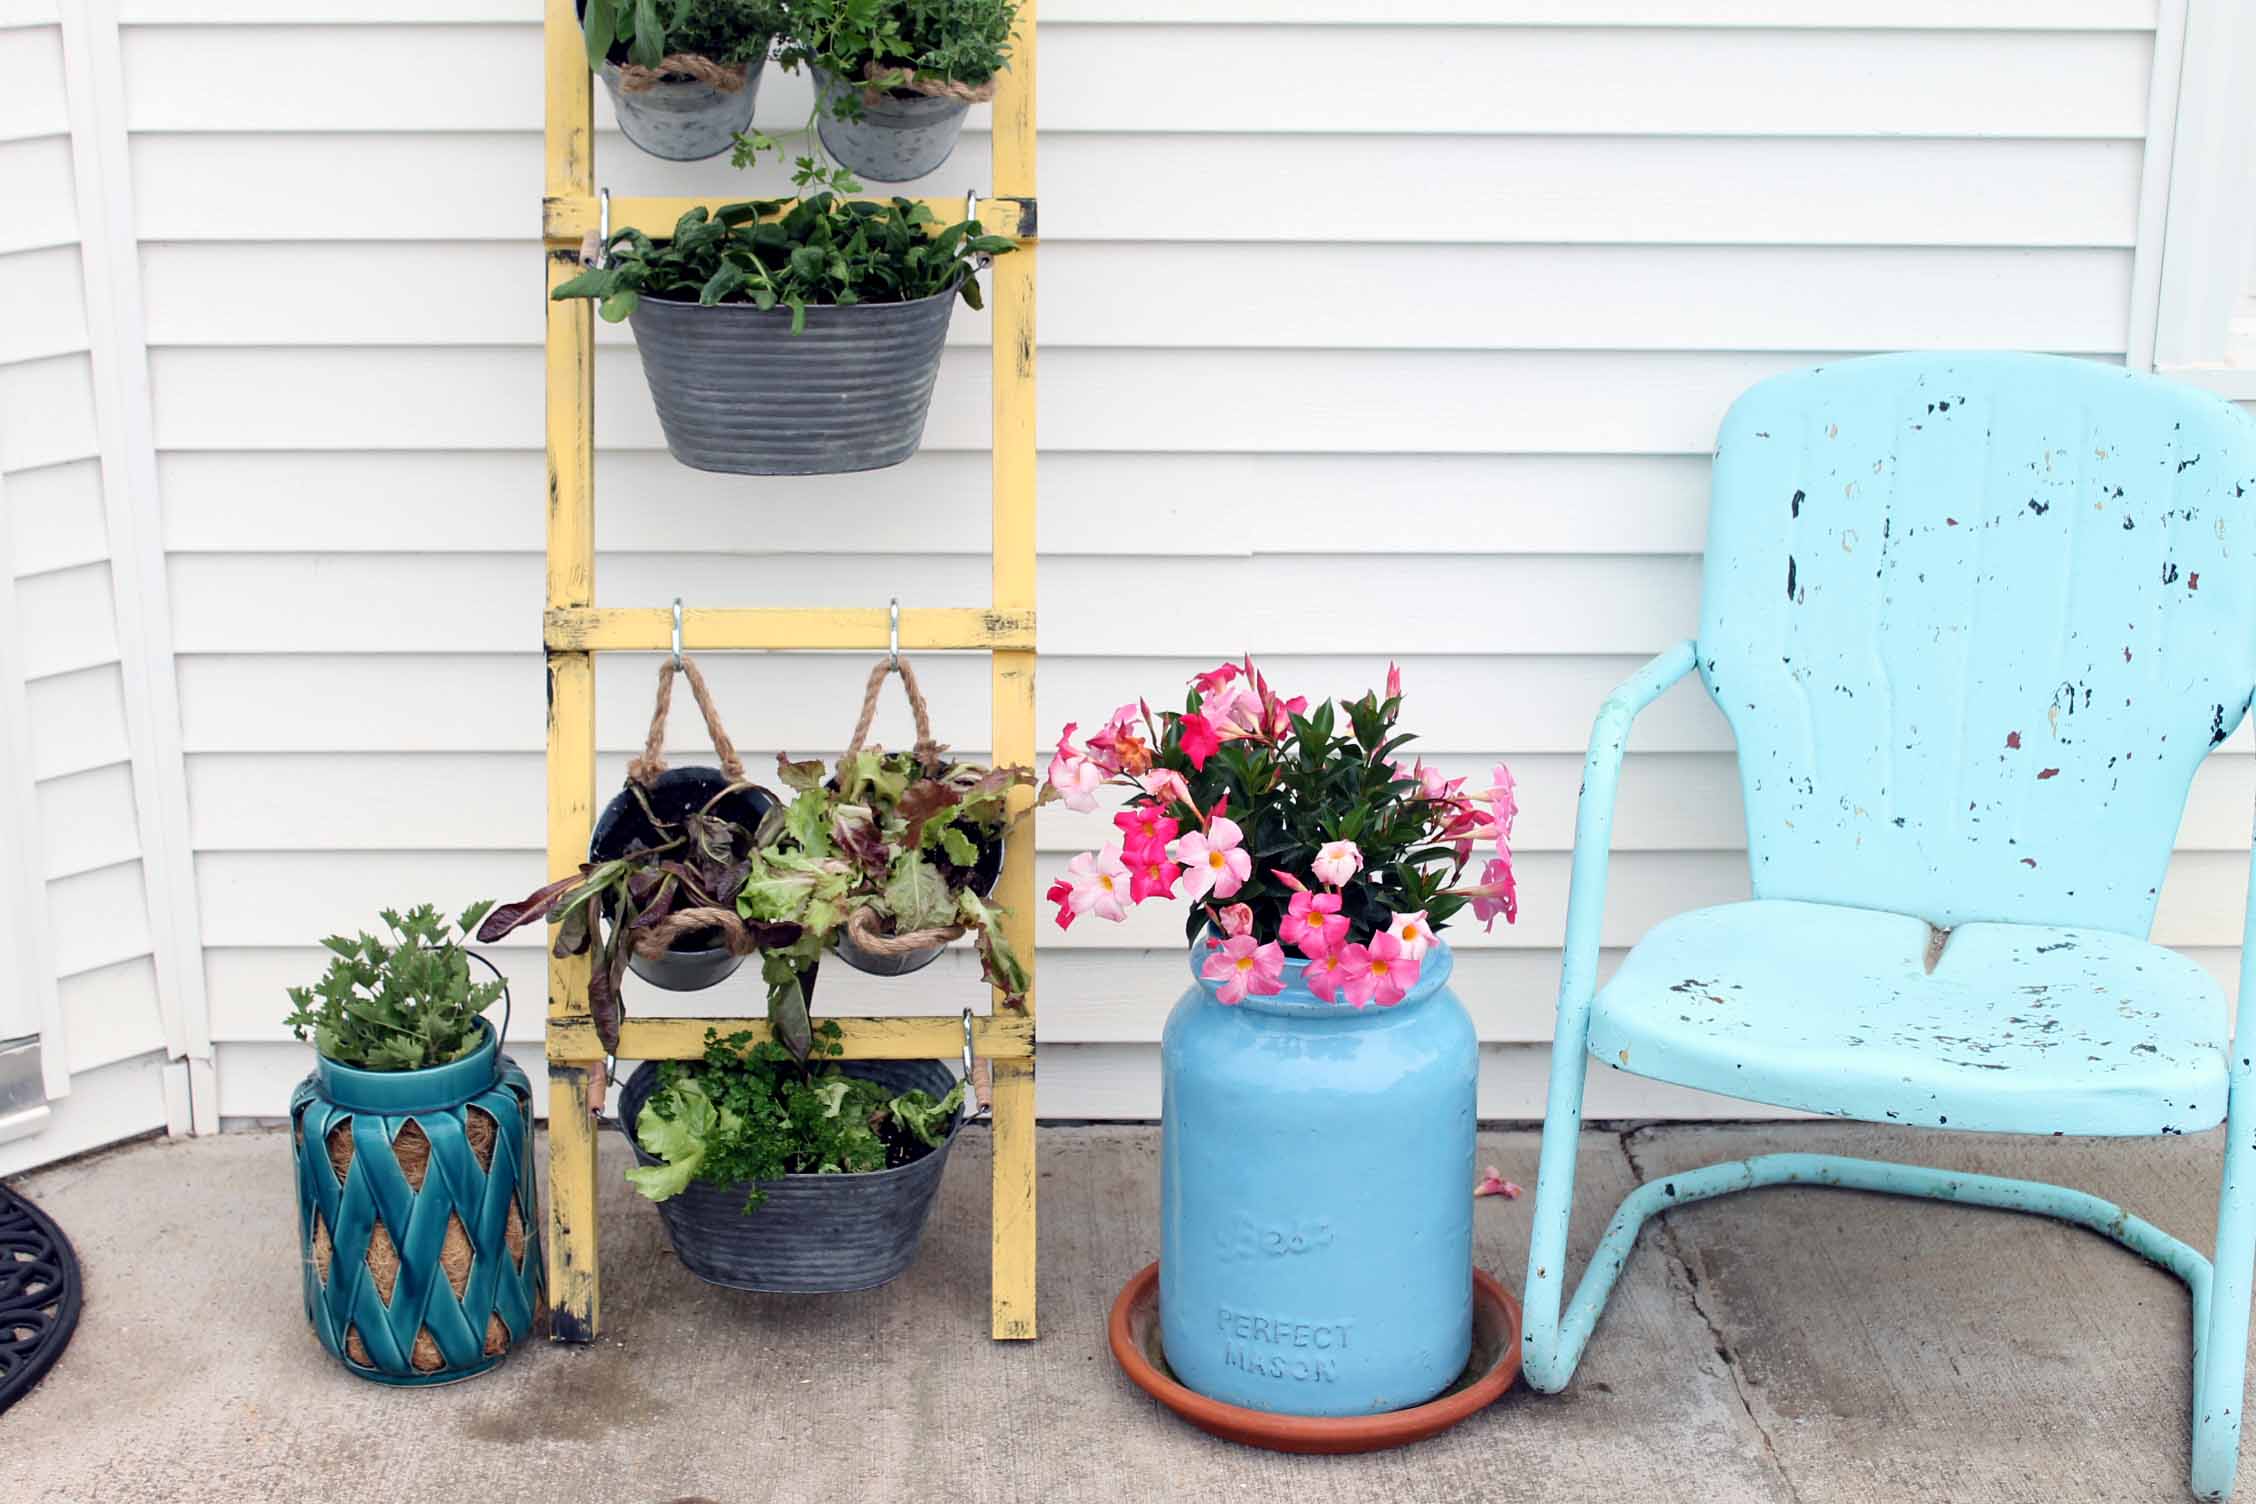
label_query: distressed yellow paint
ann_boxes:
[540,0,1039,1344]
[987,0,1040,1341]
[545,605,1035,654]
[545,193,1034,244]
[550,1012,1035,1063]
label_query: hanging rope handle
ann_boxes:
[626,652,747,788]
[837,633,964,953]
[842,652,941,768]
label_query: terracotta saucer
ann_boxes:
[1106,1262,1522,1455]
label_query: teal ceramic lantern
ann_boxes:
[1160,940,1479,1416]
[290,1021,543,1384]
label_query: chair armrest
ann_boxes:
[1554,638,1700,1030]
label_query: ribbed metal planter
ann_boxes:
[619,1057,961,1292]
[626,283,958,475]
[812,66,971,182]
[598,53,765,161]
[290,1022,544,1386]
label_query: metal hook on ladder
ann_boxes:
[671,597,684,671]
[888,597,901,668]
[961,1009,990,1121]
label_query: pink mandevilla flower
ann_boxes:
[1214,902,1255,939]
[1386,909,1434,961]
[1201,935,1286,1005]
[1046,876,1077,932]
[1086,703,1150,776]
[1048,723,1106,812]
[1311,840,1363,888]
[1481,761,1519,845]
[1136,768,1193,813]
[1065,843,1132,924]
[1305,948,1352,1004]
[1176,712,1221,771]
[1128,845,1182,903]
[1278,890,1348,960]
[1466,856,1519,930]
[1474,1167,1523,1200]
[1176,816,1251,900]
[1114,806,1179,855]
[1342,930,1420,1007]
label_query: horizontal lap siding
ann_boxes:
[0,13,171,1165]
[116,9,2195,1120]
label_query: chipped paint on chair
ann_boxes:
[1522,353,2256,1499]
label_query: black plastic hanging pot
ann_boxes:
[593,653,778,993]
[625,279,960,476]
[825,654,1012,978]
[618,1056,963,1292]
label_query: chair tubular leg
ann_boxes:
[1526,1110,2255,1499]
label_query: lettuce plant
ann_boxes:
[738,745,1029,1062]
[627,1025,964,1212]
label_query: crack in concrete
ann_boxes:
[1617,1126,1807,1504]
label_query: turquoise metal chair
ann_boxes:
[1522,352,2256,1499]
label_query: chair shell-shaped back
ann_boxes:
[1699,352,2256,936]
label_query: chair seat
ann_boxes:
[1587,900,2227,1136]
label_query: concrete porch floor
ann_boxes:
[0,1120,2239,1503]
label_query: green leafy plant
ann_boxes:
[285,903,507,1072]
[628,1025,965,1211]
[478,781,803,1056]
[738,744,1030,1062]
[584,0,785,70]
[780,0,1018,98]
[550,194,1015,333]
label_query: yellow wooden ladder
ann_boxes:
[537,0,1040,1342]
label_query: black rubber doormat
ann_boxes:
[0,1184,81,1412]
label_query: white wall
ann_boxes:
[10,0,2252,1158]
[0,0,202,1173]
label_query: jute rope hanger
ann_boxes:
[622,635,760,958]
[621,634,972,959]
[840,651,973,956]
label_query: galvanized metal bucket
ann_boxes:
[618,1057,962,1292]
[626,282,958,475]
[599,53,765,161]
[813,65,970,182]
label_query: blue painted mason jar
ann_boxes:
[1160,939,1478,1416]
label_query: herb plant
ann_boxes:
[781,0,1019,96]
[628,1025,965,1211]
[584,0,785,70]
[738,745,1030,1062]
[551,194,1015,333]
[1046,661,1521,1007]
[285,902,507,1071]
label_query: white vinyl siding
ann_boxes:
[0,3,173,1173]
[49,0,2235,1128]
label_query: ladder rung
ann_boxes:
[549,1011,1035,1062]
[544,606,1035,654]
[544,193,1036,243]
